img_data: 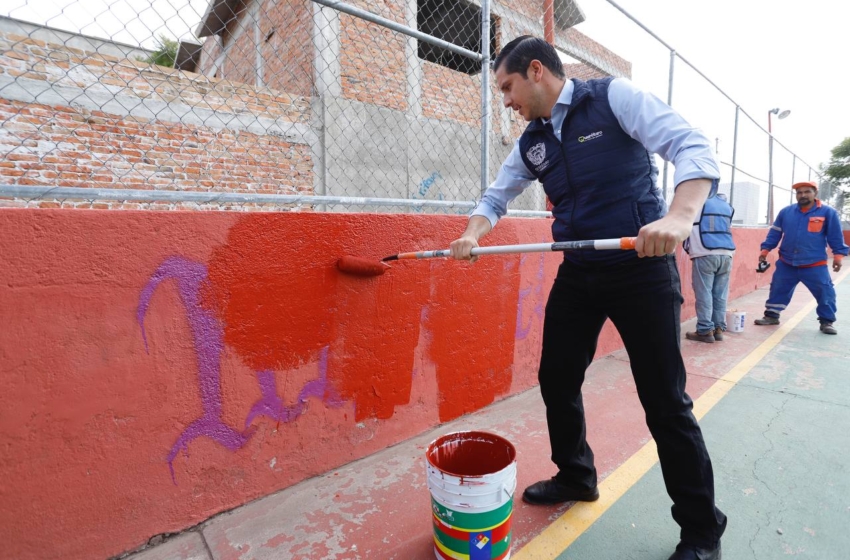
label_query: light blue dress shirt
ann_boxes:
[472,78,720,228]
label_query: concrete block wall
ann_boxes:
[2,0,635,213]
[187,0,630,209]
[0,208,782,560]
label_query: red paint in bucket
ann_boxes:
[426,431,516,477]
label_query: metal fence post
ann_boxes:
[662,49,675,201]
[790,155,796,204]
[768,134,774,224]
[480,0,491,199]
[730,105,739,208]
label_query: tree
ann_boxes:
[823,137,850,220]
[138,35,178,68]
[824,137,850,187]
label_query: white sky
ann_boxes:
[572,0,850,179]
[4,0,849,186]
[4,0,208,48]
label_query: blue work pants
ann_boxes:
[764,260,836,323]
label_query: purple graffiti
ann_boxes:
[245,347,344,428]
[138,256,255,483]
[516,253,545,340]
[138,256,345,483]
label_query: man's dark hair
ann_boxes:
[492,35,565,79]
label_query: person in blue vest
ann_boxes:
[449,36,726,560]
[684,193,736,343]
[754,181,847,334]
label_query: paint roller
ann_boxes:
[336,237,637,277]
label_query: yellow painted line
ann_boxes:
[513,268,849,560]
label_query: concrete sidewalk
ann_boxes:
[125,270,850,560]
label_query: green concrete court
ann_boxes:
[531,275,850,560]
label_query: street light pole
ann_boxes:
[768,112,774,224]
[767,107,790,223]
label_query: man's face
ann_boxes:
[495,63,543,122]
[796,187,816,207]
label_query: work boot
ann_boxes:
[686,331,715,343]
[754,316,780,326]
[820,322,837,335]
[713,327,724,341]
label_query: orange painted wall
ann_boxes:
[0,210,771,560]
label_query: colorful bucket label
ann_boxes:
[432,498,512,560]
[431,497,512,530]
[433,531,511,560]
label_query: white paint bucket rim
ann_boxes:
[426,430,517,511]
[426,461,517,486]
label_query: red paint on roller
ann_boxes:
[427,431,516,476]
[337,255,387,277]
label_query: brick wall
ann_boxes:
[198,33,222,77]
[560,27,632,78]
[420,61,479,125]
[340,13,408,111]
[0,98,314,209]
[193,0,621,126]
[509,0,550,20]
[261,0,314,97]
[219,0,260,87]
[564,61,610,81]
[0,30,314,207]
[1,1,631,211]
[0,32,308,121]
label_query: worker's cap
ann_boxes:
[792,181,817,190]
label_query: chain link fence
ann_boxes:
[0,0,832,223]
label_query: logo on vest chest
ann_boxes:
[578,131,603,143]
[527,142,550,172]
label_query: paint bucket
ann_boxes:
[426,431,516,560]
[729,310,746,332]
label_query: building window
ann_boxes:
[417,0,498,75]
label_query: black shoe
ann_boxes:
[754,316,780,326]
[713,327,724,341]
[667,542,721,560]
[667,541,721,560]
[820,322,837,335]
[521,478,600,505]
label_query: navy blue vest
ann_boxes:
[696,196,735,250]
[518,78,665,264]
